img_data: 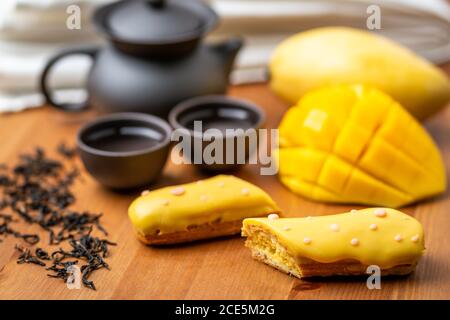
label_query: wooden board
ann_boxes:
[0,72,449,299]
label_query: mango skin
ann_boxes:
[278,84,446,208]
[270,27,450,120]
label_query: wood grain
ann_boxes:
[0,66,449,299]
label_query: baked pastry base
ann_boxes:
[243,225,416,278]
[137,220,243,245]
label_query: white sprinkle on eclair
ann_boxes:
[218,182,225,187]
[141,190,149,196]
[241,188,250,196]
[200,195,208,201]
[411,234,420,243]
[330,224,340,232]
[283,226,291,231]
[369,223,378,231]
[306,216,312,220]
[170,187,186,196]
[268,213,279,220]
[350,238,359,246]
[303,237,311,244]
[394,234,403,242]
[161,199,170,206]
[350,209,358,213]
[374,208,387,217]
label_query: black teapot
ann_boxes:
[40,0,242,118]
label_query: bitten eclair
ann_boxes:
[242,208,425,278]
[129,175,281,245]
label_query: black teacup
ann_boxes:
[168,95,266,172]
[77,113,172,189]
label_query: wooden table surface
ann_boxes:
[1,69,449,299]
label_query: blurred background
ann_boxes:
[0,0,449,112]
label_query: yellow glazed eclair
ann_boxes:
[242,208,425,278]
[129,175,281,245]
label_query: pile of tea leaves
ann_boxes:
[0,145,115,290]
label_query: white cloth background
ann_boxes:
[0,0,449,112]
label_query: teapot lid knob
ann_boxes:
[148,0,165,8]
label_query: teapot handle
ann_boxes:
[40,47,99,112]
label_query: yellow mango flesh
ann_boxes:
[278,85,446,207]
[270,27,450,120]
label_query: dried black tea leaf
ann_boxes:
[0,145,116,290]
[15,245,46,267]
[0,213,39,244]
[45,233,116,290]
[57,142,77,159]
[35,248,51,260]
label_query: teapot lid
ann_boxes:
[94,0,218,44]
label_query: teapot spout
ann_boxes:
[211,37,243,75]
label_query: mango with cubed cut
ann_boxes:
[277,84,446,207]
[270,27,450,120]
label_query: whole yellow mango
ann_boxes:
[270,27,450,120]
[277,85,446,207]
